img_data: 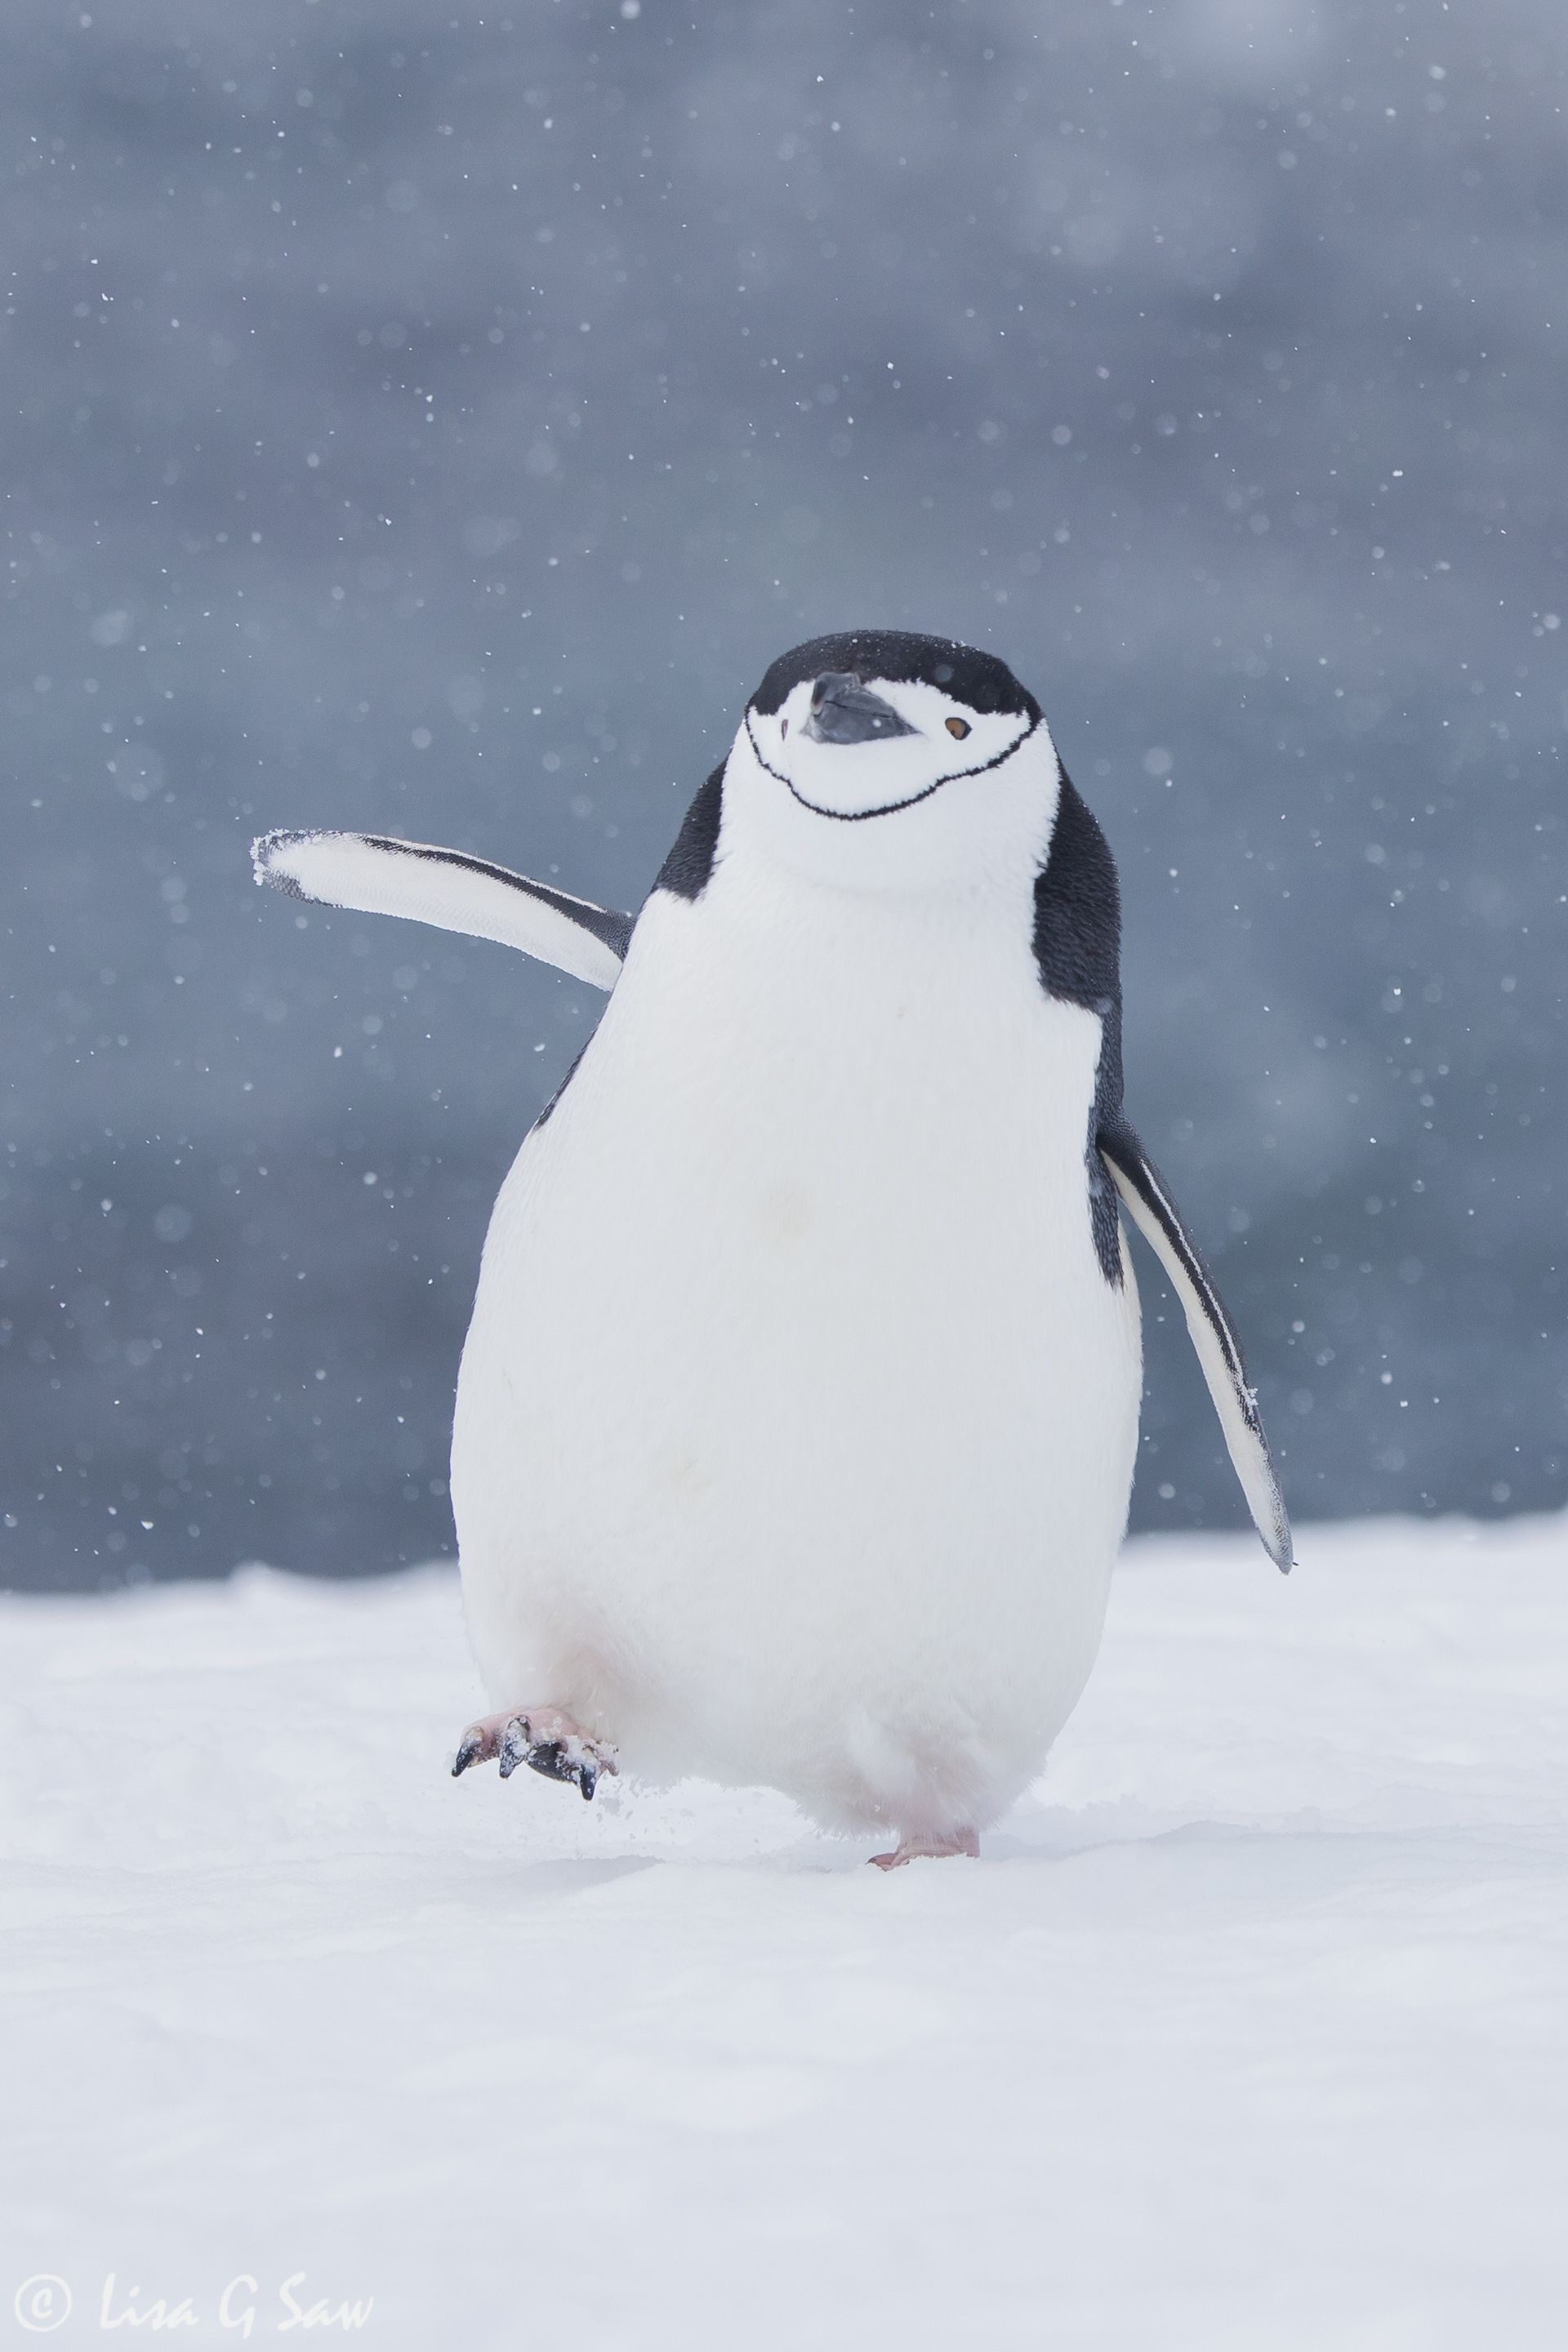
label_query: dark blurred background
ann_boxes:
[4,0,1564,1591]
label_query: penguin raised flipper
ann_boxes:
[1099,1115,1294,1572]
[252,827,630,991]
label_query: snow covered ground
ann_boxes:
[4,1516,1566,2350]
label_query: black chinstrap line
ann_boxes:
[743,709,1040,823]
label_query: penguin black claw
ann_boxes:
[451,1732,487,1779]
[452,1716,505,1777]
[520,1740,596,1799]
[497,1717,530,1780]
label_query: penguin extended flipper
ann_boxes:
[1098,1114,1294,1573]
[252,829,632,992]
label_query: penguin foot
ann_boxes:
[868,1829,981,1870]
[452,1707,617,1802]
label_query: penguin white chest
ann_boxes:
[452,880,1142,1838]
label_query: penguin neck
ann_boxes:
[715,718,1062,911]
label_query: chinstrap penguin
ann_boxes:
[256,630,1291,1867]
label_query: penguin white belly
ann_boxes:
[451,880,1142,1840]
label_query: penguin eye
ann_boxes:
[945,715,971,741]
[780,717,788,739]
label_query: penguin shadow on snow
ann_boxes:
[978,1811,1468,1941]
[469,1852,662,1904]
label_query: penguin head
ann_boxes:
[730,630,1059,889]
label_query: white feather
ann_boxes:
[251,828,626,991]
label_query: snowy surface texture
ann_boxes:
[6,1516,1566,2349]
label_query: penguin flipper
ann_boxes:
[252,829,631,992]
[1098,1114,1294,1572]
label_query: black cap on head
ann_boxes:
[751,630,1041,724]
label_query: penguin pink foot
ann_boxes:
[869,1829,981,1870]
[452,1706,617,1802]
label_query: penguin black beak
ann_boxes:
[803,671,918,746]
